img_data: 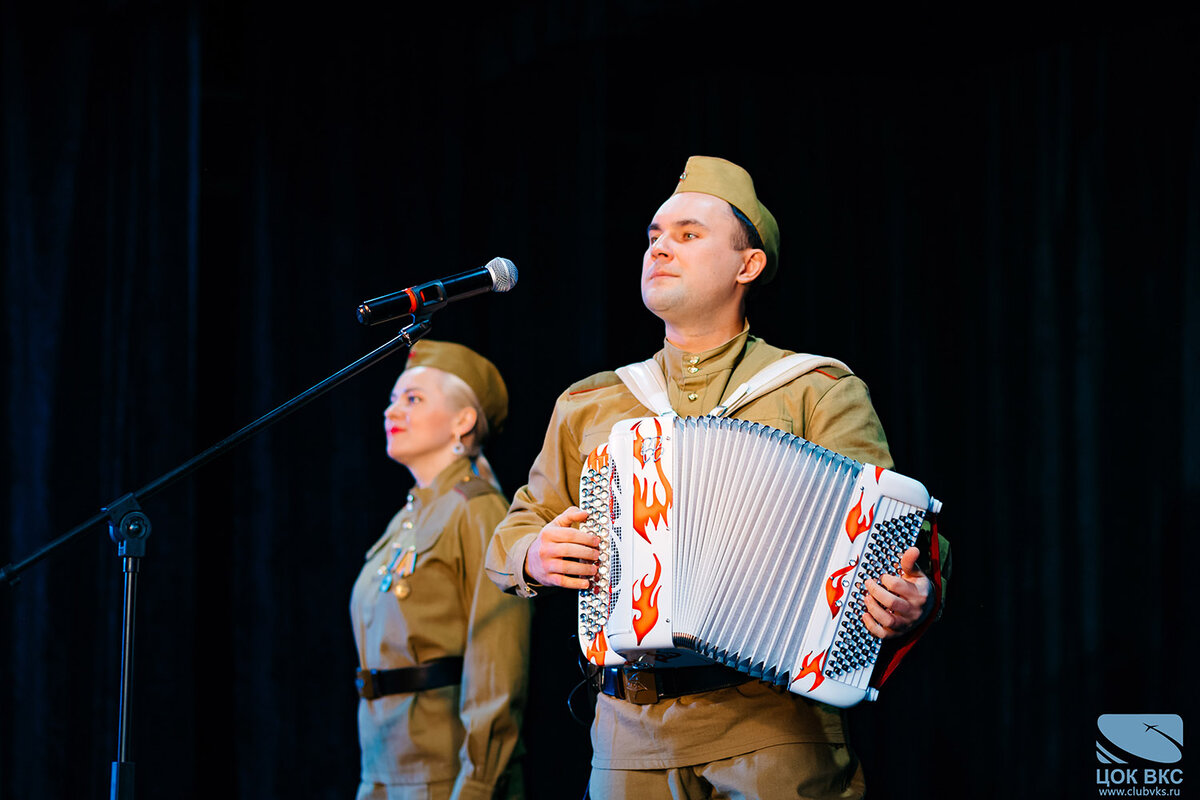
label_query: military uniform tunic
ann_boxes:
[486,328,902,773]
[352,457,531,799]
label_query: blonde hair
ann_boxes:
[432,369,502,492]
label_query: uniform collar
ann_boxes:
[659,322,752,385]
[409,456,473,507]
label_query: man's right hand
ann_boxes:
[523,507,599,590]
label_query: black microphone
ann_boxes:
[356,257,518,326]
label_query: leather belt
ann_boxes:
[355,657,464,700]
[598,664,750,705]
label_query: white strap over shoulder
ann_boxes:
[616,352,850,419]
[614,359,676,416]
[710,353,851,417]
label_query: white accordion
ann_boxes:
[577,415,941,708]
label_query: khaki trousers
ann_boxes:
[355,760,523,800]
[588,743,865,800]
[356,780,453,800]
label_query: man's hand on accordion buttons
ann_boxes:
[524,507,600,590]
[861,546,933,639]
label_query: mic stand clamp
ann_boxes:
[107,493,151,557]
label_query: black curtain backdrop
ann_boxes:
[3,3,1197,799]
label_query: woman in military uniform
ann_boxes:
[351,339,530,800]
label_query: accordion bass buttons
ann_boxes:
[577,455,619,652]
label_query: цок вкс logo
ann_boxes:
[1097,714,1183,765]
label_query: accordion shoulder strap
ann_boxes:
[710,353,851,417]
[614,359,675,416]
[615,352,851,418]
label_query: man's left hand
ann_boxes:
[860,546,934,639]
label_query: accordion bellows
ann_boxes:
[577,415,941,708]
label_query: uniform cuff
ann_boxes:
[507,532,541,598]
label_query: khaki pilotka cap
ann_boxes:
[405,339,509,433]
[672,155,781,284]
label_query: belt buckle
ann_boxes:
[622,669,659,705]
[355,669,379,700]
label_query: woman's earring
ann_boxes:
[451,435,465,456]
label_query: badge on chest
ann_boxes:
[379,542,417,598]
[378,494,419,599]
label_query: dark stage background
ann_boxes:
[3,3,1197,799]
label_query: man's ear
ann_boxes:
[735,249,767,285]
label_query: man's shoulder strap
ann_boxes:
[615,352,852,418]
[711,352,851,417]
[614,359,673,416]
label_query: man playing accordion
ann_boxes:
[486,156,949,800]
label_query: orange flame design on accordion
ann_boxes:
[631,553,663,644]
[633,469,672,544]
[631,420,672,544]
[825,562,857,618]
[791,649,827,692]
[844,488,875,543]
[586,443,610,473]
[586,628,610,666]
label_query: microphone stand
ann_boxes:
[1,314,433,800]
